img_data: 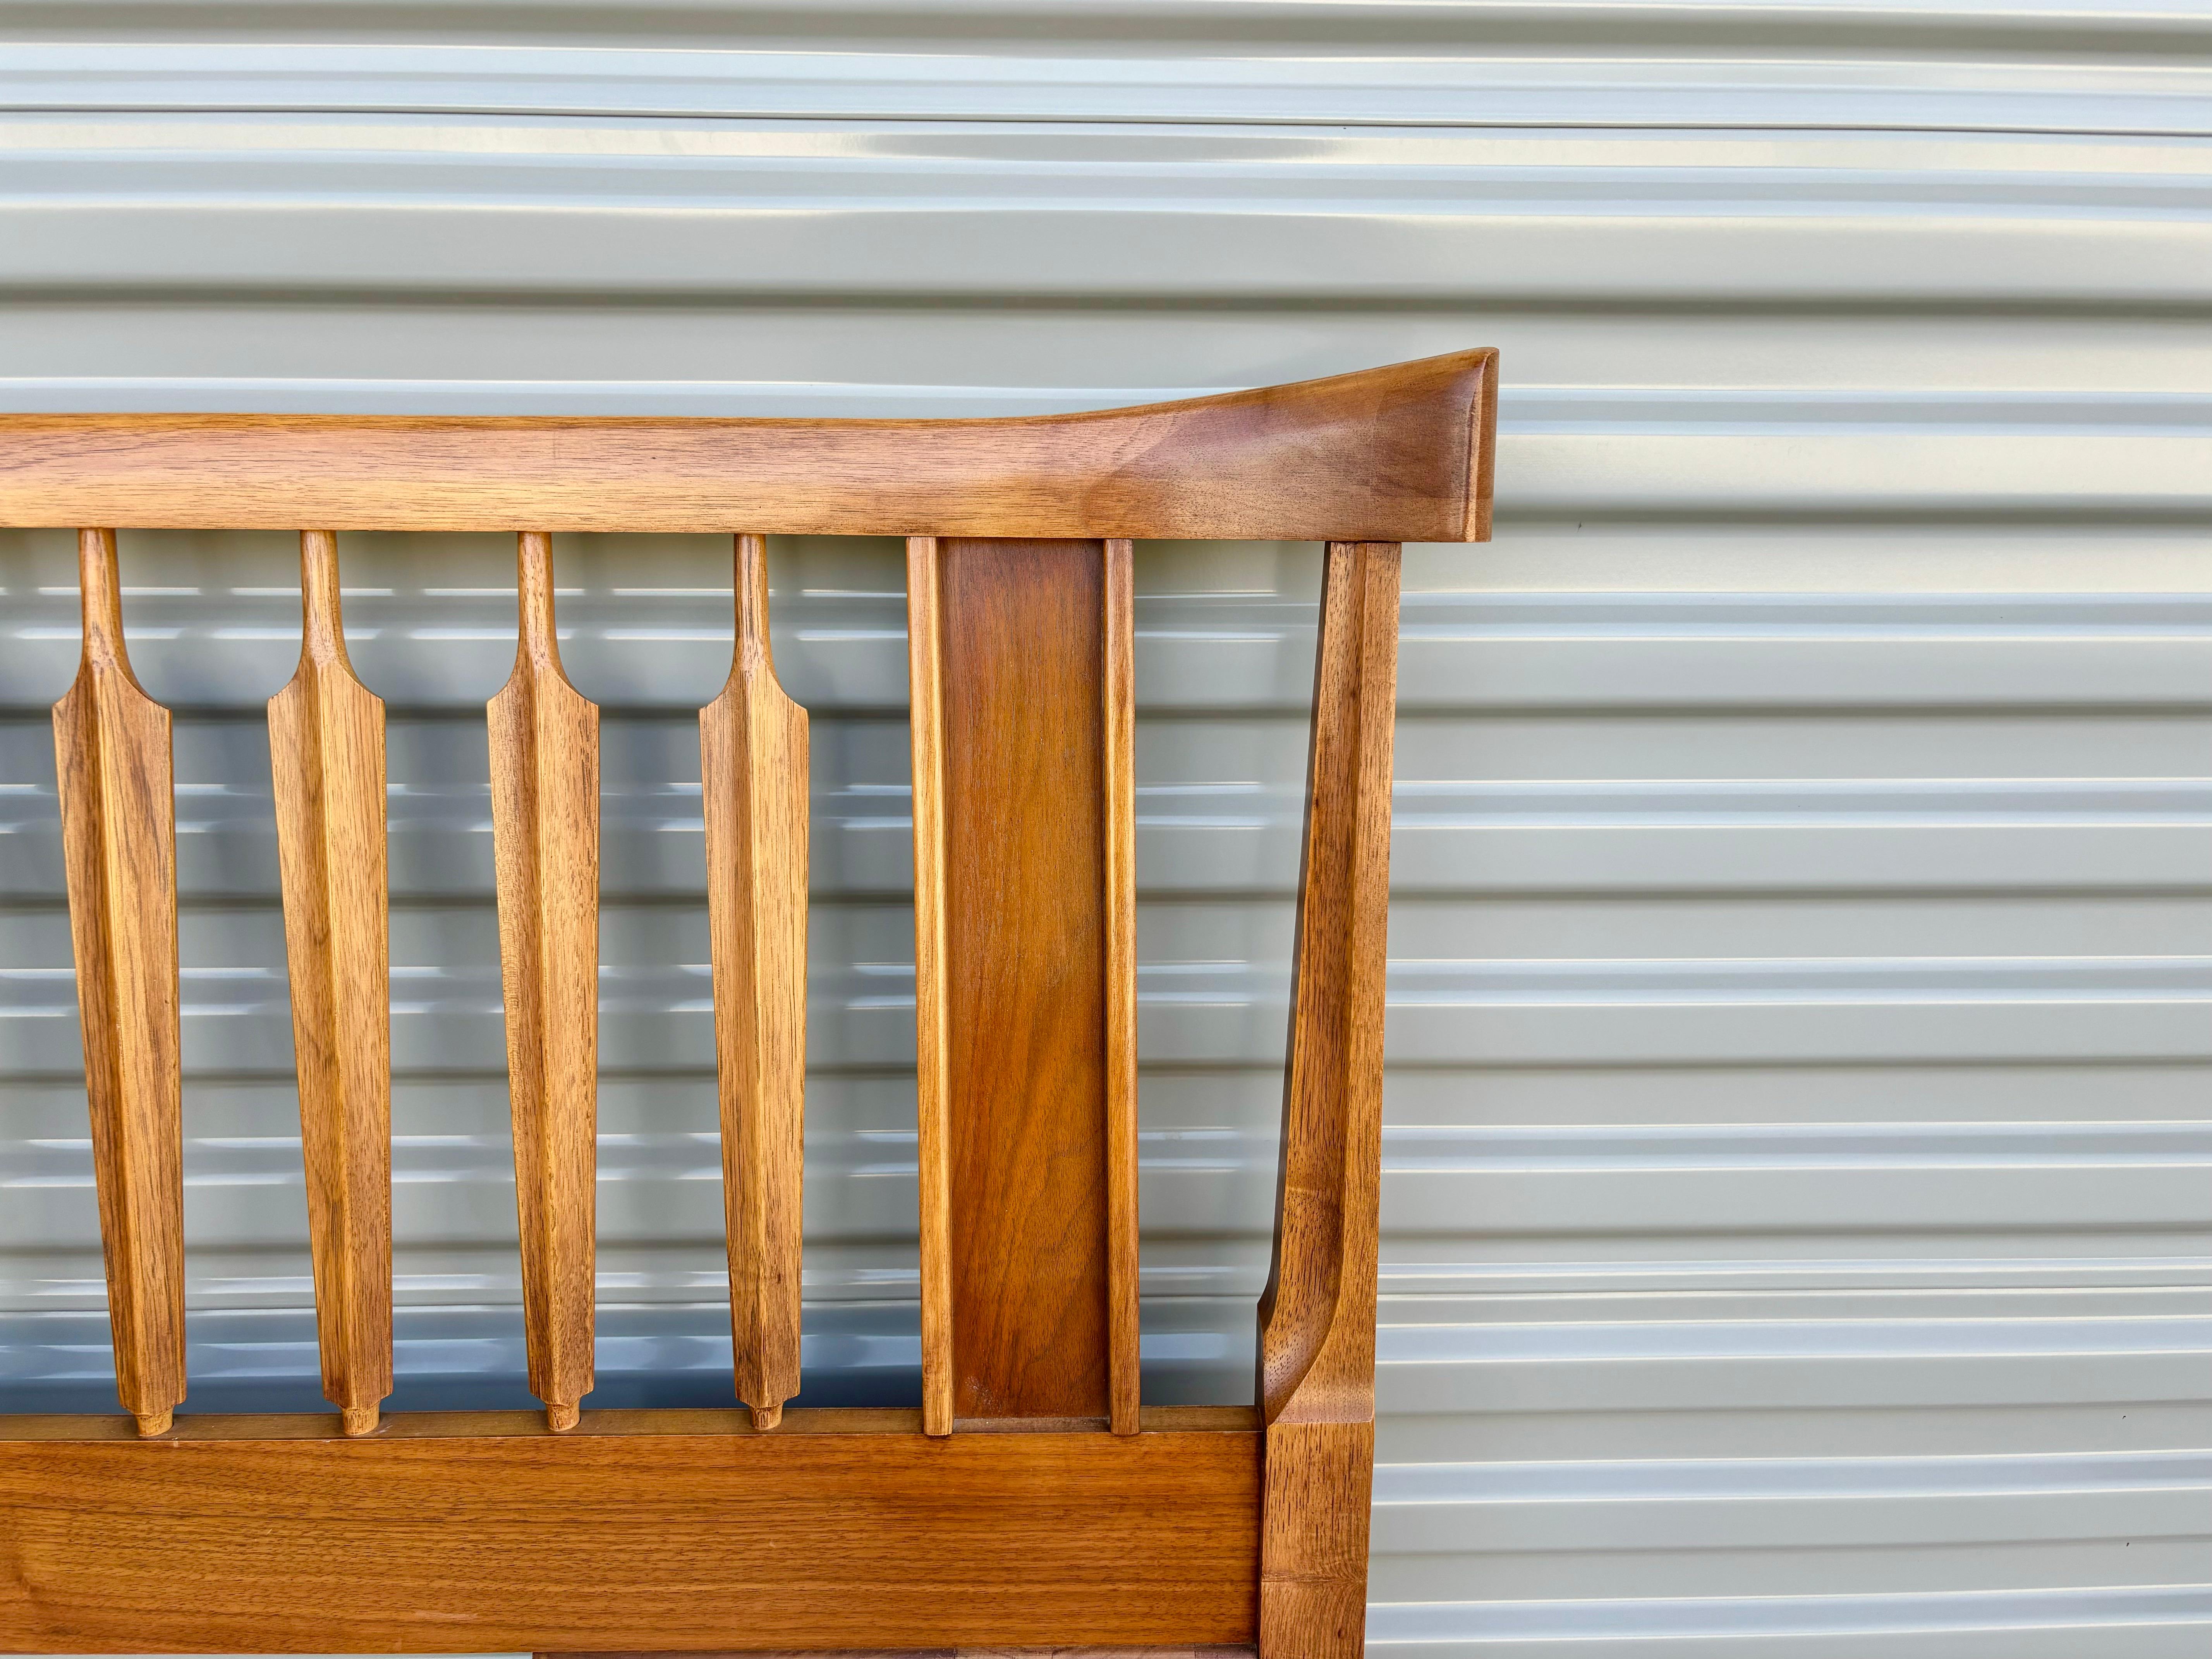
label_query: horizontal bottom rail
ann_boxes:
[0,1407,1259,1653]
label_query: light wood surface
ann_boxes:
[50,528,186,1440]
[0,1416,1261,1652]
[488,532,601,1432]
[0,352,1497,542]
[545,1649,1256,1658]
[1101,539,1142,1438]
[1255,543,1400,1658]
[267,530,393,1437]
[939,538,1113,1421]
[1258,1419,1376,1659]
[6,357,1492,1654]
[701,534,809,1431]
[905,537,956,1438]
[0,1405,1254,1443]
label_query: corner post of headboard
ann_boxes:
[1256,539,1402,1658]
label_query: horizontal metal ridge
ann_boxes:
[5,31,2212,137]
[1377,1448,2212,1503]
[1,118,2209,310]
[1369,1583,2212,1651]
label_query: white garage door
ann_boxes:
[0,4,2208,1652]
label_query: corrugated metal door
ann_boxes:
[2,4,2208,1652]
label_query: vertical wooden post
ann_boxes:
[1257,541,1401,1658]
[702,533,809,1431]
[1101,539,1141,1437]
[905,537,956,1438]
[268,530,393,1436]
[52,527,186,1439]
[488,531,600,1432]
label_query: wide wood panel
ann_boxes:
[700,534,809,1431]
[0,352,1497,542]
[937,538,1113,1421]
[50,527,185,1440]
[1255,543,1401,1659]
[267,529,393,1437]
[488,531,601,1432]
[0,1416,1261,1652]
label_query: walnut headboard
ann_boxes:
[0,350,1498,1658]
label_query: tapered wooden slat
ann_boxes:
[701,534,809,1432]
[489,531,601,1433]
[1101,539,1140,1438]
[267,529,392,1437]
[905,536,956,1438]
[1256,542,1401,1659]
[51,527,185,1440]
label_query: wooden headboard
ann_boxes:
[0,350,1499,1658]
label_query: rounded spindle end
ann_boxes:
[134,1407,174,1438]
[546,1401,581,1433]
[749,1402,783,1432]
[340,1405,380,1437]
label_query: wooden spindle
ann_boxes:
[52,527,186,1438]
[701,534,809,1432]
[1256,542,1400,1659]
[488,531,600,1432]
[1101,539,1140,1437]
[905,536,955,1438]
[268,530,393,1436]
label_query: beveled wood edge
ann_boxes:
[906,538,956,1437]
[0,351,1498,543]
[1101,539,1141,1437]
[0,1405,1257,1443]
[540,1650,1258,1658]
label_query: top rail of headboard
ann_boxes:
[0,350,1497,543]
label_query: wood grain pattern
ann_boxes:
[0,1417,1261,1652]
[939,539,1112,1422]
[1101,539,1141,1438]
[0,352,1498,543]
[1255,543,1401,1659]
[7,358,1479,1652]
[548,1649,1256,1658]
[701,534,809,1432]
[0,1405,1255,1443]
[905,537,955,1438]
[50,527,185,1440]
[1257,1420,1375,1659]
[488,531,601,1432]
[267,530,392,1437]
